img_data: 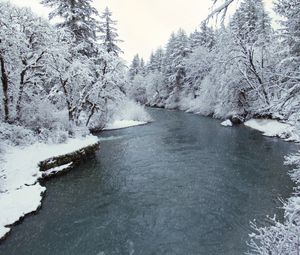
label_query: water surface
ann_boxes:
[0,109,298,255]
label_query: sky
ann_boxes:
[8,0,275,63]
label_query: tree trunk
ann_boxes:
[86,104,96,127]
[0,53,9,122]
[60,78,74,123]
[16,69,26,121]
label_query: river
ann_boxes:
[0,108,298,255]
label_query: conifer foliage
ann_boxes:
[41,0,98,56]
[99,7,123,56]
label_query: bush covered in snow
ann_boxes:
[248,151,300,255]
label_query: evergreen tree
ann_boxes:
[275,0,300,61]
[99,7,123,56]
[230,0,271,45]
[129,54,141,80]
[139,58,146,76]
[164,29,190,90]
[41,0,98,55]
[273,0,300,113]
[147,48,164,73]
[190,22,215,50]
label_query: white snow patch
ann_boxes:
[43,162,73,177]
[104,120,147,130]
[0,184,45,237]
[0,135,98,239]
[221,119,233,127]
[245,119,292,137]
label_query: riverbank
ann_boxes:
[0,116,152,241]
[0,135,99,240]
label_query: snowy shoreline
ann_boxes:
[244,118,299,141]
[0,119,151,241]
[0,135,99,240]
[103,119,148,131]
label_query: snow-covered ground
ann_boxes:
[245,119,290,136]
[104,120,148,130]
[244,119,300,141]
[0,135,98,239]
[104,100,152,131]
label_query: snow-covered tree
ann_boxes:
[147,48,164,73]
[41,0,99,56]
[271,0,300,117]
[129,54,142,81]
[163,29,191,107]
[208,0,235,21]
[0,3,57,123]
[99,7,123,56]
[229,0,273,112]
[190,22,215,50]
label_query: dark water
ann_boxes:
[0,109,298,255]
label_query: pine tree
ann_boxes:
[230,0,271,45]
[164,29,190,89]
[129,54,141,80]
[275,0,300,60]
[99,7,123,56]
[190,22,215,50]
[273,0,300,113]
[147,48,164,73]
[41,0,98,55]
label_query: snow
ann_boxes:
[0,185,46,239]
[244,119,292,137]
[103,120,148,130]
[42,162,73,177]
[221,119,233,127]
[0,135,99,239]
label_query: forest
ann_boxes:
[1,0,300,254]
[0,0,149,150]
[128,0,300,128]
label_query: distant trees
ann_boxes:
[127,0,300,120]
[128,54,142,81]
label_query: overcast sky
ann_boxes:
[8,0,275,63]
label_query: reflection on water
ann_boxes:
[0,109,298,255]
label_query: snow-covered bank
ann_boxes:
[245,119,300,141]
[248,151,300,254]
[245,120,300,254]
[104,120,147,130]
[0,135,99,239]
[104,100,152,130]
[245,119,290,137]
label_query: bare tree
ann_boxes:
[207,0,236,21]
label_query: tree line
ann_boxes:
[0,0,125,143]
[128,0,300,123]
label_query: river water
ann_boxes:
[0,109,298,255]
